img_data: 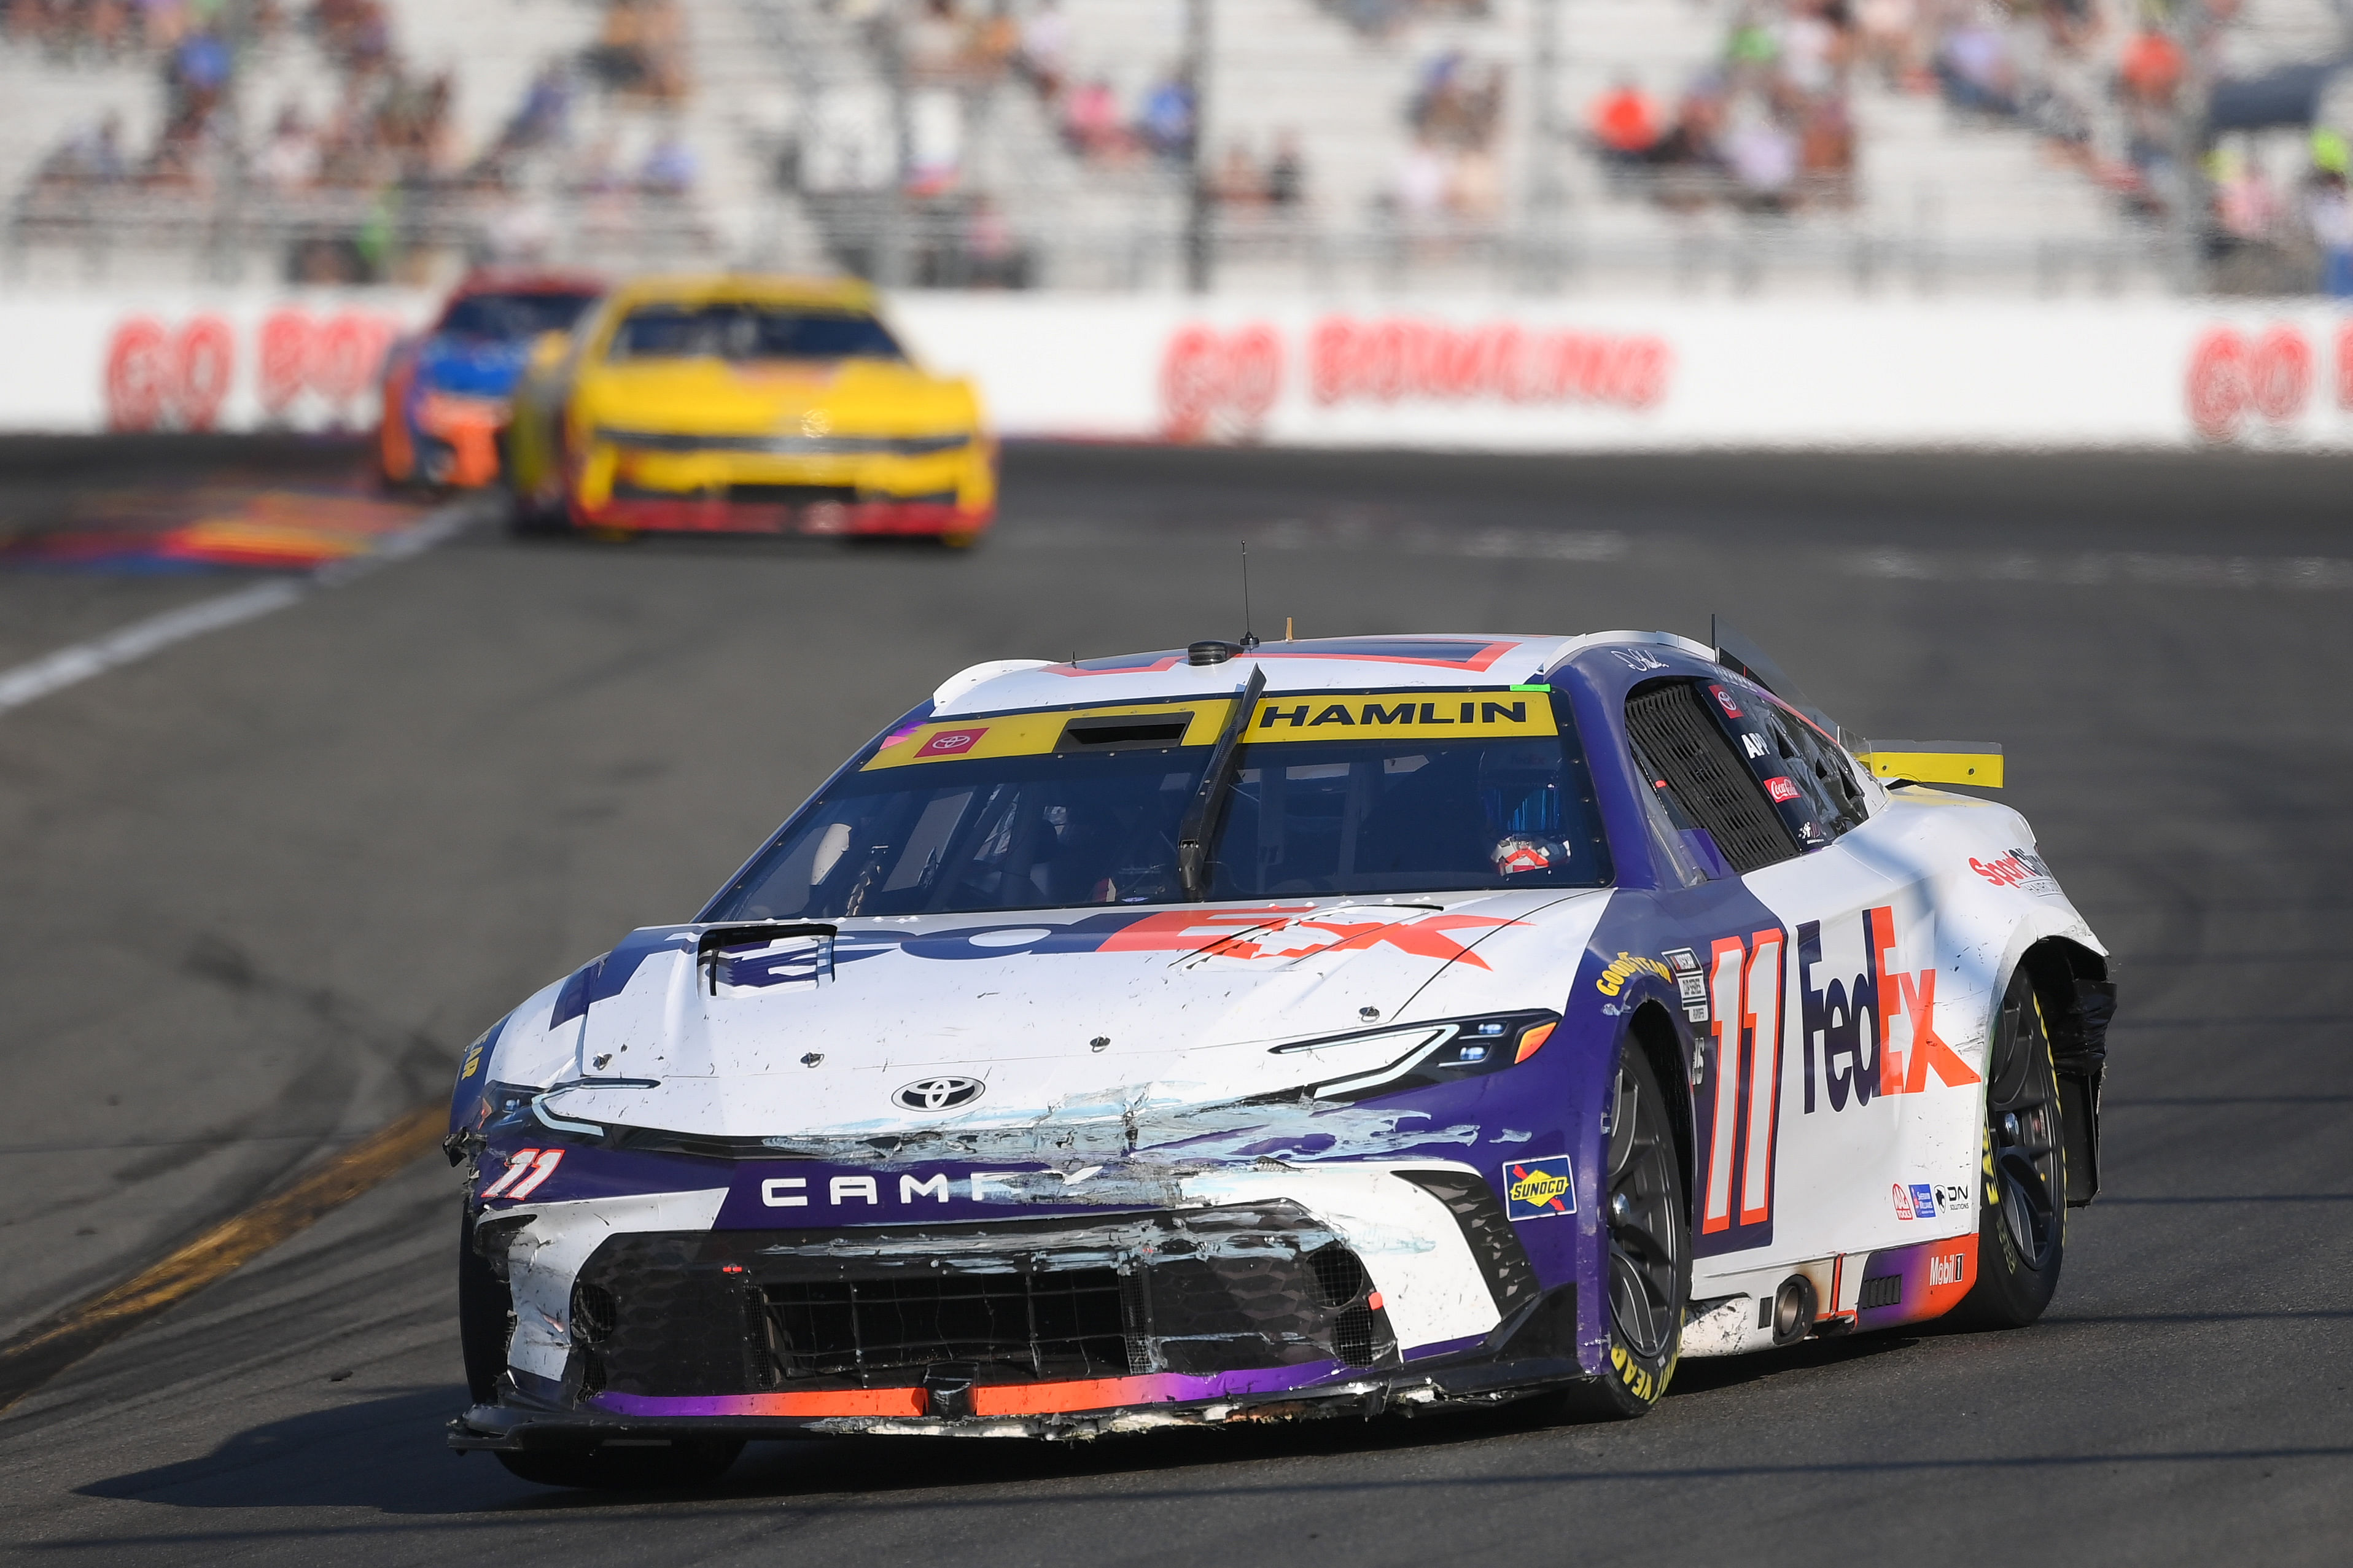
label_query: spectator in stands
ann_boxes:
[1797,93,1854,194]
[1060,76,1125,159]
[257,104,322,191]
[1937,10,2017,117]
[1723,101,1799,206]
[1266,130,1307,208]
[1138,69,1196,163]
[1390,133,1450,224]
[901,0,964,82]
[1592,78,1663,161]
[36,114,128,187]
[1854,0,1919,88]
[640,130,696,196]
[2212,148,2278,244]
[2117,28,2182,112]
[2306,169,2353,296]
[1017,0,1069,99]
[502,61,574,152]
[1212,142,1263,208]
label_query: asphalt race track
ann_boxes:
[1,438,2348,1565]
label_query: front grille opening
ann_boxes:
[1333,1304,1378,1366]
[1307,1243,1368,1308]
[759,1267,1131,1383]
[571,1281,617,1345]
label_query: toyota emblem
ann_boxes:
[892,1076,985,1112]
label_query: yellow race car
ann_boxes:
[505,275,995,543]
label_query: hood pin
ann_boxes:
[801,1052,824,1067]
[1090,1036,1110,1053]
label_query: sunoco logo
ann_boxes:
[1502,1155,1576,1219]
[892,1076,985,1112]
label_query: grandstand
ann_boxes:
[3,0,2346,295]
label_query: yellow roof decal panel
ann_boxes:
[1249,691,1557,741]
[865,701,1235,770]
[865,689,1555,771]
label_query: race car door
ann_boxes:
[1625,676,1962,1286]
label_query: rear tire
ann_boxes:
[495,1439,744,1491]
[1946,971,2067,1329]
[1557,1043,1690,1419]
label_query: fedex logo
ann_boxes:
[1799,906,1980,1114]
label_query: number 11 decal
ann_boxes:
[1698,926,1786,1254]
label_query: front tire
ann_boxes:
[457,1207,512,1405]
[1947,971,2067,1329]
[1558,1044,1690,1419]
[495,1438,744,1491]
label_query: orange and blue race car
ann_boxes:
[378,271,604,489]
[504,274,995,544]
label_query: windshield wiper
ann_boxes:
[1176,664,1266,899]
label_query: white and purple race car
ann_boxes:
[445,628,2115,1488]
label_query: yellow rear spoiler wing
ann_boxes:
[1853,739,2003,788]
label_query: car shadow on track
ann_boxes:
[74,1383,1617,1516]
[74,1338,1949,1518]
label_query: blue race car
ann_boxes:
[379,271,602,488]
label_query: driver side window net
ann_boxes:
[1624,681,1800,874]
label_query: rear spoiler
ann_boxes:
[1709,616,2002,788]
[1849,740,2004,788]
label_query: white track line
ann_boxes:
[0,495,483,718]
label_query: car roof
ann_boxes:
[605,273,879,311]
[449,268,604,297]
[930,632,1711,716]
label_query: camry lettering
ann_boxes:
[761,1178,809,1207]
[831,1176,880,1205]
[901,1172,951,1203]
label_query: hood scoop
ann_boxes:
[702,924,837,996]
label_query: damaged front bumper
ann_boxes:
[456,1173,1597,1448]
[448,1306,1590,1448]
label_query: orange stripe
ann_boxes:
[770,1387,925,1418]
[971,1376,1151,1417]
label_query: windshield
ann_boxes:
[608,304,904,363]
[438,290,598,341]
[707,695,1611,920]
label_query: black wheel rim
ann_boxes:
[1604,1062,1681,1360]
[1986,999,2061,1271]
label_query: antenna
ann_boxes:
[1239,541,1259,650]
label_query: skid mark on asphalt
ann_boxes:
[0,497,485,718]
[0,1103,445,1414]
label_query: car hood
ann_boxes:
[518,890,1611,1142]
[577,357,976,435]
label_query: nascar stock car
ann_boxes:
[444,626,2115,1488]
[378,271,603,489]
[502,274,995,543]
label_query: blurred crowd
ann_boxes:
[1317,0,1490,40]
[21,0,702,268]
[1387,49,1507,223]
[1576,0,2342,252]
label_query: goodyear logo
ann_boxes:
[1503,1155,1577,1220]
[1595,950,1673,997]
